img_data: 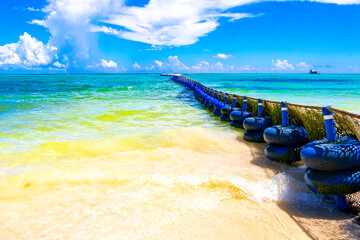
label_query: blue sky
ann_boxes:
[0,0,359,73]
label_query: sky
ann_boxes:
[0,0,359,74]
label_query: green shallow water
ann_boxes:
[0,74,223,152]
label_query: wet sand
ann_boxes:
[1,128,360,239]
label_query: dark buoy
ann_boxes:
[213,94,228,117]
[229,96,253,128]
[301,106,360,211]
[301,137,360,171]
[263,102,308,163]
[208,91,222,111]
[242,99,272,142]
[220,95,241,122]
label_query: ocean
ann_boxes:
[0,74,360,239]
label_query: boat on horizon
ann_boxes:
[309,69,319,74]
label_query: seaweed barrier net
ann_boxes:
[174,76,360,213]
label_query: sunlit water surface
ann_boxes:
[1,74,360,239]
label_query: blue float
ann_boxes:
[243,130,266,143]
[200,89,209,104]
[305,167,360,195]
[213,94,228,116]
[230,111,253,122]
[301,106,360,211]
[208,91,222,111]
[203,89,214,106]
[263,102,308,163]
[243,117,272,132]
[204,90,216,107]
[263,124,308,146]
[200,89,208,101]
[281,101,289,127]
[229,96,253,128]
[301,107,360,171]
[265,144,302,163]
[220,96,241,122]
[202,88,212,104]
[242,99,272,143]
[301,137,360,171]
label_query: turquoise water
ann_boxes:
[3,73,358,153]
[0,74,214,152]
[191,74,360,112]
[1,74,359,239]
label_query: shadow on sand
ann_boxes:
[237,132,360,239]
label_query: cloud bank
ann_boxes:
[1,0,359,70]
[272,59,295,71]
[41,0,359,50]
[0,33,57,68]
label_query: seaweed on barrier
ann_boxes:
[334,113,358,139]
[229,94,234,105]
[216,91,220,100]
[247,98,258,116]
[220,92,225,102]
[236,96,243,109]
[263,102,282,125]
[288,107,326,142]
[314,183,354,195]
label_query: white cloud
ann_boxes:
[0,32,57,68]
[90,25,120,35]
[102,1,259,46]
[208,13,258,22]
[145,65,155,71]
[40,0,124,64]
[53,61,65,68]
[167,56,189,70]
[296,61,311,69]
[101,59,117,68]
[191,60,226,72]
[154,60,163,68]
[192,60,210,70]
[214,62,224,70]
[213,53,234,59]
[272,59,295,71]
[86,59,118,69]
[27,7,40,12]
[27,20,47,27]
[35,0,358,50]
[31,0,259,51]
[133,62,141,69]
[19,0,360,69]
[145,45,164,51]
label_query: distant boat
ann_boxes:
[309,69,319,74]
